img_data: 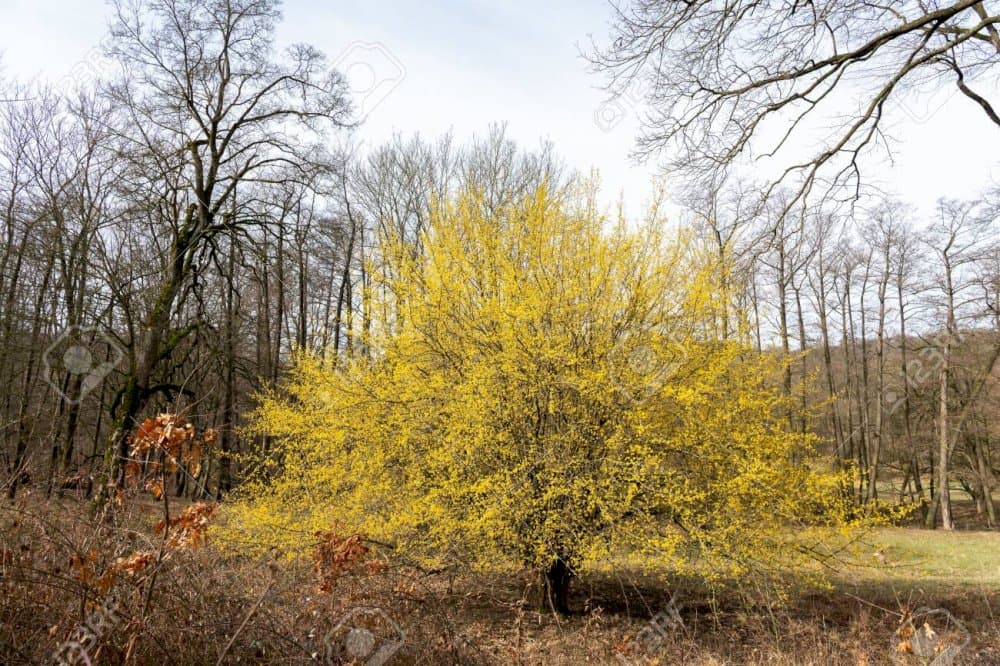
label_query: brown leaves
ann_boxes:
[71,417,221,605]
[144,479,163,500]
[125,413,218,493]
[130,413,195,470]
[108,550,156,578]
[895,609,968,661]
[312,527,380,593]
[70,547,144,595]
[68,503,219,601]
[154,502,218,550]
[68,548,100,588]
[124,461,142,484]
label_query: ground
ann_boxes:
[1,491,998,664]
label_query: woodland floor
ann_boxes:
[1,490,998,665]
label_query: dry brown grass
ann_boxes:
[1,492,998,665]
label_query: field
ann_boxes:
[3,493,998,665]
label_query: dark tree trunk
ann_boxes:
[542,558,574,615]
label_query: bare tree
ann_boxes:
[891,215,927,510]
[591,1,1000,201]
[96,0,350,492]
[806,210,847,466]
[923,198,994,528]
[862,202,908,500]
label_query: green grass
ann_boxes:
[862,527,1000,588]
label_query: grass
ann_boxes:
[865,528,1000,588]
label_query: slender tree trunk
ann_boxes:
[858,268,875,501]
[332,205,357,359]
[750,266,762,353]
[869,254,890,502]
[840,278,858,494]
[273,225,285,383]
[296,201,309,351]
[814,263,843,465]
[897,272,924,513]
[793,284,809,437]
[934,340,954,530]
[8,255,54,498]
[974,437,997,529]
[933,252,958,530]
[219,232,238,495]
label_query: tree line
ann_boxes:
[1,0,998,534]
[0,0,566,502]
[683,185,1000,531]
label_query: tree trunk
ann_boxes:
[858,258,874,502]
[897,270,925,515]
[812,256,843,464]
[936,349,954,530]
[99,205,200,504]
[219,231,238,495]
[869,250,890,502]
[974,437,997,529]
[542,558,573,615]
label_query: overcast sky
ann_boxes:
[2,0,998,218]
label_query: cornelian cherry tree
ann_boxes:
[224,183,862,613]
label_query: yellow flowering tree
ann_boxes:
[223,183,857,612]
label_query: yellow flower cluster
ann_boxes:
[219,183,863,581]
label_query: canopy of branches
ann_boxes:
[592,1,1000,199]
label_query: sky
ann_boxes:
[1,0,998,219]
